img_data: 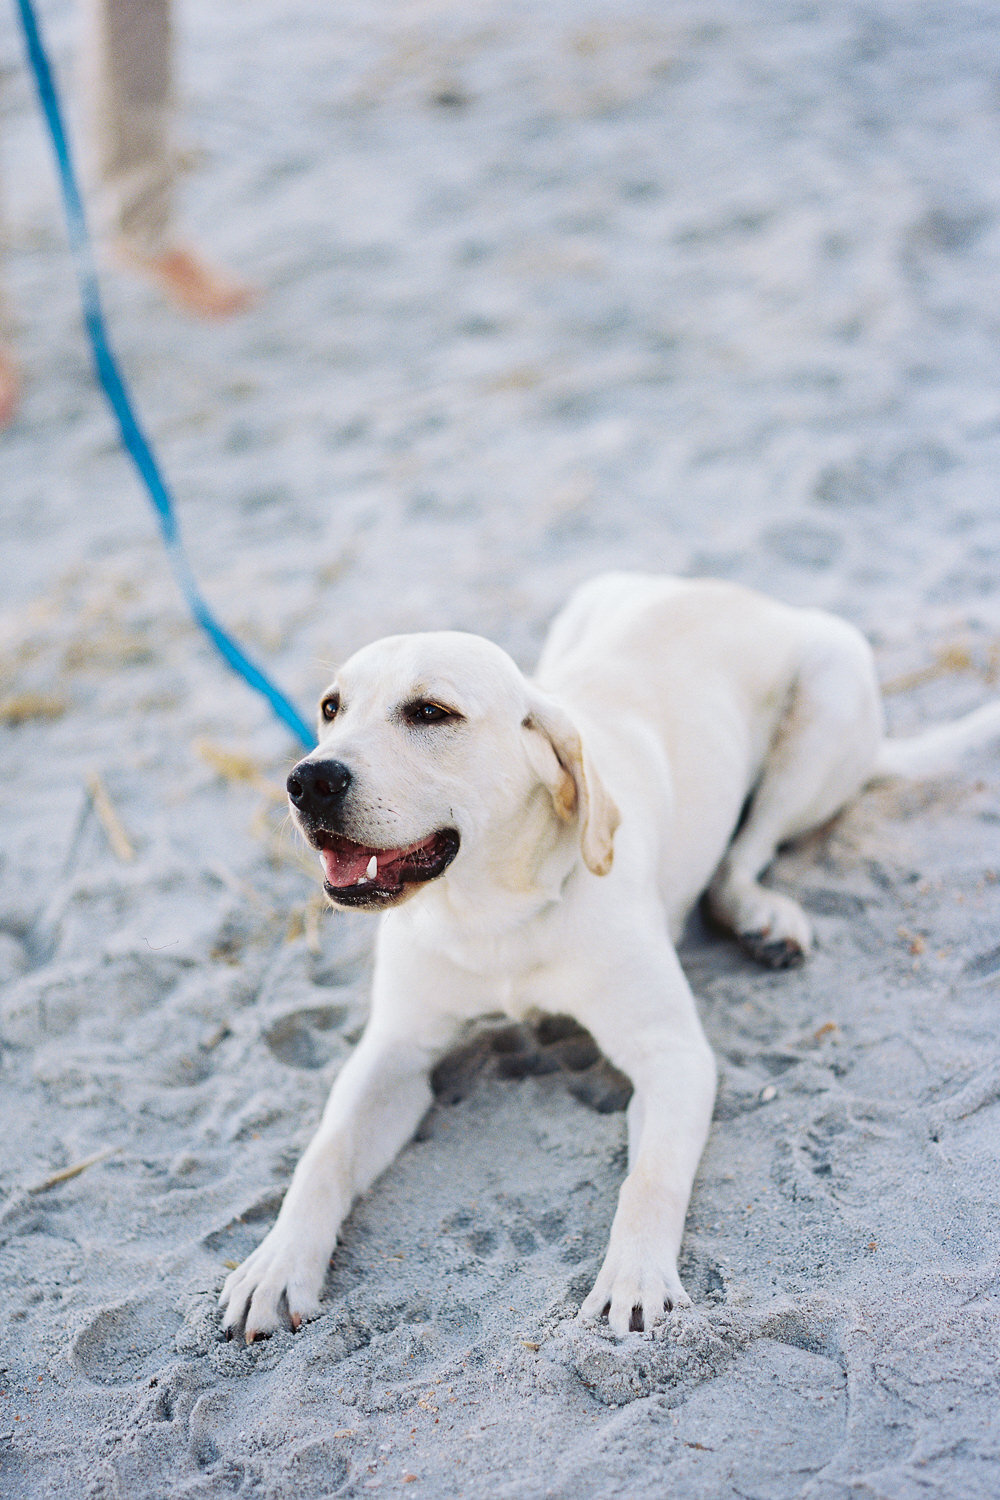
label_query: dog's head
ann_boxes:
[287,631,620,911]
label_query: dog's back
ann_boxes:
[537,573,805,714]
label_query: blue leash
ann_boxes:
[13,0,317,752]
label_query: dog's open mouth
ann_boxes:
[315,829,460,907]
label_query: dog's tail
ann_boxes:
[872,699,1000,780]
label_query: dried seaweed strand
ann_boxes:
[29,1147,118,1194]
[85,771,135,861]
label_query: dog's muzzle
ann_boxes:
[287,758,460,909]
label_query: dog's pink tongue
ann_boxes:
[321,844,376,887]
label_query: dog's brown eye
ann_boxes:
[406,700,459,726]
[320,695,339,722]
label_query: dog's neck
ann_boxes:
[396,786,581,969]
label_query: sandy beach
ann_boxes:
[2,1,1000,1495]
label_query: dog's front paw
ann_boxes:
[579,1246,691,1337]
[219,1224,328,1343]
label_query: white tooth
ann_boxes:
[366,855,378,879]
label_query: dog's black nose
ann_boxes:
[287,759,352,810]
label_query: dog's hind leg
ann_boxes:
[707,616,883,968]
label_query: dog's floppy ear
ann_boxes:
[522,689,620,876]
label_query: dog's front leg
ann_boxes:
[219,1001,461,1343]
[576,938,716,1337]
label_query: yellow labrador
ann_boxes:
[220,573,1000,1341]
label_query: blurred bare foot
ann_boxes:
[116,242,256,320]
[0,347,19,429]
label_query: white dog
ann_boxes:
[220,573,1000,1341]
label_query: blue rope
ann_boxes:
[13,0,317,752]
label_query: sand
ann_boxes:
[2,0,1000,1495]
